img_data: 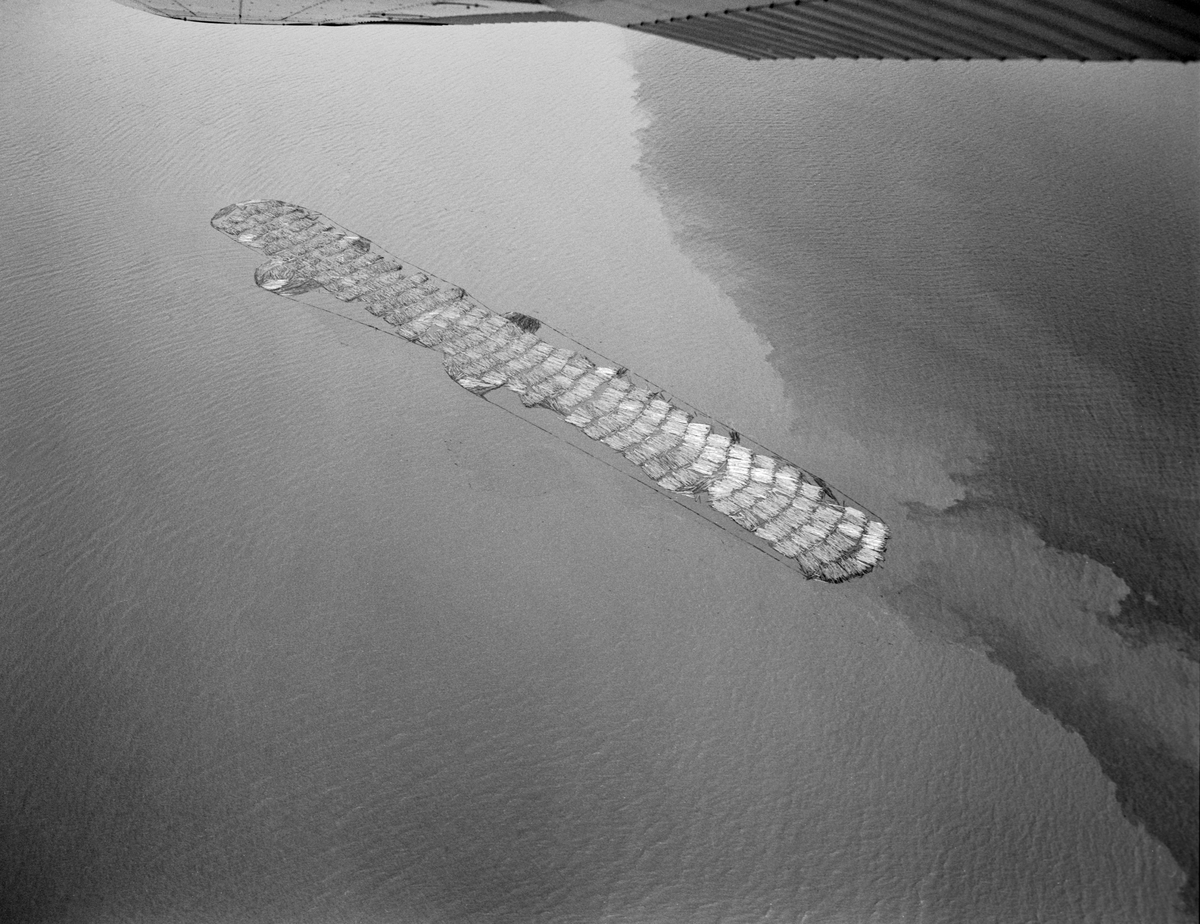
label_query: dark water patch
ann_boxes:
[885,556,1199,917]
[953,459,1199,659]
[631,43,1199,916]
[629,50,1200,650]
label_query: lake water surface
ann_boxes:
[1,2,1196,921]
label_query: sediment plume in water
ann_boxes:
[212,199,889,582]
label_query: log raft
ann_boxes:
[213,199,889,583]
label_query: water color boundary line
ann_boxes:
[212,199,889,583]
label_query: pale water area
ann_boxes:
[0,1,1194,922]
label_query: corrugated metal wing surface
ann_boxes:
[627,0,1200,60]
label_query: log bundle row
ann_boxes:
[213,200,889,582]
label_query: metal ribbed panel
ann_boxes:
[780,0,996,56]
[726,9,868,55]
[734,7,892,55]
[784,0,999,55]
[627,0,1200,60]
[860,0,1083,56]
[742,4,945,56]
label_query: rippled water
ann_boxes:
[1,2,1194,921]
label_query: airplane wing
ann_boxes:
[112,0,1199,62]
